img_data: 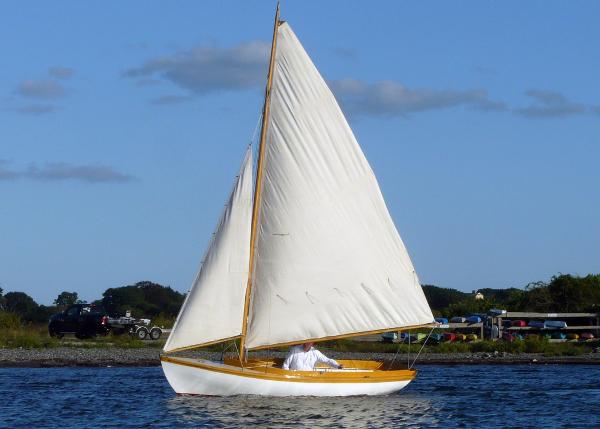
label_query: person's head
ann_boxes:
[302,342,314,352]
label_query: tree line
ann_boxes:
[0,281,185,325]
[424,274,600,317]
[1,273,598,326]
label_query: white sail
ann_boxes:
[164,147,253,352]
[245,23,434,350]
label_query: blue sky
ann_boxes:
[1,1,599,305]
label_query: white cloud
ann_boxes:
[26,163,135,183]
[149,95,192,106]
[330,78,505,117]
[515,90,586,118]
[0,160,135,183]
[124,41,270,95]
[0,160,19,180]
[48,67,74,79]
[16,104,57,115]
[17,79,66,99]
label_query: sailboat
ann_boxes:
[161,4,435,396]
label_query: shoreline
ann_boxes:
[1,348,600,368]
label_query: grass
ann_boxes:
[318,337,595,356]
[0,322,166,349]
[0,317,595,357]
[0,325,60,349]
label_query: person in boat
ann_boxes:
[281,342,343,371]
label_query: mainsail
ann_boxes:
[163,147,253,352]
[245,23,434,350]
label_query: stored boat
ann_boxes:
[160,4,435,396]
[444,333,457,342]
[528,320,546,329]
[502,332,516,342]
[545,320,567,329]
[429,333,444,343]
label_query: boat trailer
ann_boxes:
[107,316,163,340]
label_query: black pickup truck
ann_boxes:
[48,303,110,339]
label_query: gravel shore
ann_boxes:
[1,348,599,367]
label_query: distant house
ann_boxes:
[474,291,484,300]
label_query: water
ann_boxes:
[1,364,598,428]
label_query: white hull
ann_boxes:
[161,358,413,396]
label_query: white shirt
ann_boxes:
[282,345,341,371]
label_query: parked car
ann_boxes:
[48,303,110,339]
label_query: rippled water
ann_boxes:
[1,364,598,428]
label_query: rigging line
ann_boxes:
[409,327,436,370]
[407,331,411,367]
[250,111,263,145]
[233,339,244,369]
[220,341,234,362]
[388,331,402,368]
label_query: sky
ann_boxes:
[1,1,599,305]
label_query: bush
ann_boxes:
[0,325,58,349]
[0,311,21,330]
[434,342,471,353]
[152,313,176,328]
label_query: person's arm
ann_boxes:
[314,350,342,369]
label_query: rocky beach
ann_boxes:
[2,347,599,368]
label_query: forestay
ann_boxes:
[163,148,253,352]
[245,23,434,350]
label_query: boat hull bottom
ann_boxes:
[161,357,414,396]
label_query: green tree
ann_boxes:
[547,274,600,312]
[421,285,469,313]
[442,298,500,318]
[4,292,40,322]
[508,281,553,311]
[54,291,79,308]
[3,291,55,323]
[102,281,184,318]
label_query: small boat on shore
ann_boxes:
[429,333,444,343]
[444,333,457,342]
[454,334,467,342]
[381,332,398,343]
[502,332,516,342]
[403,333,428,344]
[545,320,567,329]
[528,320,546,329]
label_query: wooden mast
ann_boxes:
[239,2,280,362]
